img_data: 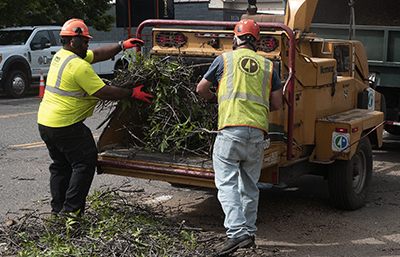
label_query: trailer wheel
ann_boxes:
[4,70,28,98]
[328,136,372,210]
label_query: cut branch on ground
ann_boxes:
[0,187,217,256]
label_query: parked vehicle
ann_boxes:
[97,0,385,210]
[0,26,128,98]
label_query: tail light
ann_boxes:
[173,32,186,47]
[259,36,278,52]
[155,32,187,48]
[155,32,171,47]
[335,128,348,133]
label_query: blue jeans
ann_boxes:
[213,126,264,238]
[38,121,97,216]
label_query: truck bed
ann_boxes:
[99,148,213,169]
[98,148,216,188]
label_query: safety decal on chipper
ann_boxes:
[367,88,375,110]
[263,138,271,149]
[264,150,279,168]
[332,132,350,153]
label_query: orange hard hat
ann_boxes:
[60,18,92,38]
[234,19,260,40]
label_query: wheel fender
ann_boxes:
[114,56,129,70]
[310,109,384,163]
[2,56,31,83]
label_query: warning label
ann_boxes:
[264,150,279,168]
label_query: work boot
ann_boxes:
[217,234,254,256]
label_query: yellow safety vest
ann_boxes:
[217,48,273,132]
[37,49,105,127]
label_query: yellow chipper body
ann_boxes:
[97,0,384,210]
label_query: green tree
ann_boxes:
[0,0,115,32]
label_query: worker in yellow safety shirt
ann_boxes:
[196,19,283,255]
[37,18,153,217]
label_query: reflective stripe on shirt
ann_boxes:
[45,53,88,98]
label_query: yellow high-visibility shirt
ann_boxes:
[37,49,105,127]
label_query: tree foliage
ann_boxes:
[0,0,115,32]
[100,53,218,156]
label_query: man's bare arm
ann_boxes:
[91,44,121,64]
[92,85,131,100]
[270,88,283,111]
[196,78,215,100]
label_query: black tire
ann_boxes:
[384,124,400,135]
[4,70,29,98]
[328,136,372,210]
[113,60,129,76]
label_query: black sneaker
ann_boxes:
[217,234,254,256]
[250,235,255,246]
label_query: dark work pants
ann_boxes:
[38,121,97,216]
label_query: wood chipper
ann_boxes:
[97,0,384,210]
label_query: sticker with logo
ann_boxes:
[38,56,52,65]
[332,132,350,152]
[238,55,260,76]
[367,87,375,110]
[320,65,334,74]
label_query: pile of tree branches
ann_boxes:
[99,53,218,157]
[0,187,218,256]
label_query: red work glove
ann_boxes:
[122,38,144,50]
[131,85,154,103]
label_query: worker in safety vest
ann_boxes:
[37,18,153,217]
[196,19,283,255]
